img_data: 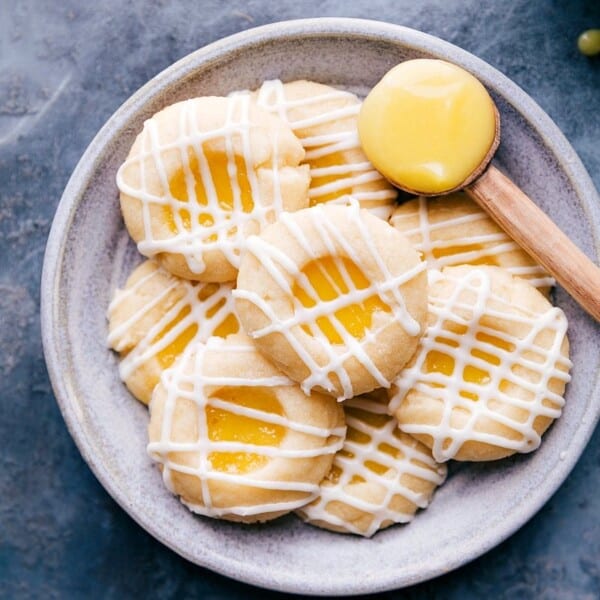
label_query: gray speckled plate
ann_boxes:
[41,18,600,596]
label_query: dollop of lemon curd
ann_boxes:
[154,284,239,369]
[358,59,497,195]
[206,386,285,474]
[292,256,391,344]
[308,151,353,205]
[423,330,514,401]
[166,146,254,236]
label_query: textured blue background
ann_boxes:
[1,1,599,597]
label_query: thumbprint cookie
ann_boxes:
[108,259,239,404]
[252,80,398,219]
[148,334,346,523]
[297,389,446,537]
[117,95,310,282]
[390,193,552,291]
[234,200,428,400]
[388,265,571,462]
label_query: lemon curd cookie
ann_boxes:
[147,334,346,523]
[234,200,428,400]
[108,259,239,404]
[297,390,446,537]
[251,80,398,219]
[390,193,552,291]
[388,265,572,462]
[117,95,310,282]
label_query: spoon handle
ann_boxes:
[466,165,600,322]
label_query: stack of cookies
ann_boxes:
[108,79,571,537]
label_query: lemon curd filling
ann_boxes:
[201,284,241,338]
[308,151,353,204]
[165,145,254,235]
[432,243,497,266]
[154,305,199,369]
[346,405,396,477]
[206,386,285,474]
[211,311,240,338]
[358,59,496,194]
[292,256,390,344]
[154,285,239,368]
[308,150,391,206]
[423,331,515,400]
[425,349,491,388]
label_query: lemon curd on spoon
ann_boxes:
[358,59,497,195]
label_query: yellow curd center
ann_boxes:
[154,284,239,369]
[165,145,254,235]
[424,330,515,401]
[346,405,396,479]
[425,194,500,266]
[154,305,198,370]
[432,243,497,266]
[292,256,390,344]
[308,151,352,204]
[206,386,285,474]
[358,59,496,194]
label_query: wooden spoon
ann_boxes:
[466,162,600,322]
[359,60,600,322]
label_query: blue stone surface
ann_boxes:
[0,0,599,597]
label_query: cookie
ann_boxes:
[388,265,571,462]
[107,259,239,404]
[390,193,552,291]
[117,95,310,282]
[234,200,428,400]
[253,80,398,219]
[147,334,346,523]
[297,390,446,537]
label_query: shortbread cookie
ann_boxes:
[117,95,310,282]
[388,266,571,462]
[148,334,346,523]
[253,80,398,219]
[390,193,552,291]
[297,390,446,537]
[108,259,239,404]
[234,200,428,400]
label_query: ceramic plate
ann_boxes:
[41,18,600,595]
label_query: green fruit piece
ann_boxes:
[578,29,600,56]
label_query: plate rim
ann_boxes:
[41,17,600,595]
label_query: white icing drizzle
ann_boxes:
[116,95,285,275]
[254,79,397,219]
[298,392,446,537]
[107,261,238,381]
[233,199,426,400]
[390,196,553,288]
[147,337,346,519]
[388,267,572,461]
